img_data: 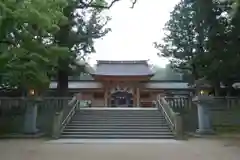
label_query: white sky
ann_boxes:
[89,0,180,67]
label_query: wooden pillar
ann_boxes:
[133,90,136,107]
[104,87,108,107]
[136,87,140,107]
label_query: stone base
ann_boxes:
[24,105,38,134]
[24,128,40,135]
[187,132,216,138]
[196,129,215,135]
[0,132,45,139]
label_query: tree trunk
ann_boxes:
[213,83,220,96]
[55,6,72,98]
[57,68,69,97]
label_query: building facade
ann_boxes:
[50,60,191,107]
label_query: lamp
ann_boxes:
[200,90,205,95]
[29,89,35,96]
[199,89,210,96]
[232,83,240,89]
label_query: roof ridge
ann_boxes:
[97,60,149,65]
[93,60,154,76]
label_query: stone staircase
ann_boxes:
[60,108,174,139]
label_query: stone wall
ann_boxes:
[0,106,57,135]
[166,97,240,133]
[0,98,69,136]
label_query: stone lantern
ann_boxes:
[192,78,215,135]
[24,89,41,134]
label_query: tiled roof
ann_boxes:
[49,81,190,89]
[92,60,154,76]
[68,73,94,80]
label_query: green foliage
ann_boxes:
[219,0,240,16]
[0,0,68,92]
[54,0,112,95]
[0,0,137,95]
[156,0,240,90]
[151,64,182,81]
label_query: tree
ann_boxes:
[155,0,240,95]
[164,64,183,80]
[155,0,198,84]
[54,0,110,96]
[219,0,240,16]
[151,65,182,81]
[54,0,139,96]
[0,0,139,96]
[0,0,68,95]
[196,0,240,94]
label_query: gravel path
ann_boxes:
[0,138,239,160]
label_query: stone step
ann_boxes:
[78,109,158,111]
[62,131,172,136]
[70,120,167,124]
[60,109,173,139]
[65,125,169,130]
[71,119,166,122]
[69,123,167,126]
[77,111,161,114]
[71,118,166,121]
[60,134,174,139]
[72,117,165,120]
[72,116,165,119]
[75,114,163,117]
[77,110,160,112]
[65,124,169,128]
[63,128,171,132]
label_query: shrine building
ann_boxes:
[50,60,190,107]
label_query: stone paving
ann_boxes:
[0,138,240,160]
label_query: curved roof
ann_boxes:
[49,81,190,89]
[92,60,154,76]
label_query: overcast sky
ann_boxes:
[88,0,180,67]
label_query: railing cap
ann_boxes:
[55,112,61,115]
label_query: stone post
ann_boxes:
[126,96,129,107]
[52,111,63,139]
[192,95,215,135]
[174,113,184,139]
[24,100,39,134]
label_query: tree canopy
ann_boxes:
[151,65,182,81]
[0,0,138,96]
[0,0,68,93]
[155,0,240,95]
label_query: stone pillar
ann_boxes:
[175,113,184,139]
[104,88,108,107]
[24,102,38,134]
[126,95,130,107]
[136,88,140,107]
[52,111,63,139]
[192,95,215,135]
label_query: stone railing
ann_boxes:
[52,96,80,138]
[156,95,183,139]
[0,97,73,136]
[165,96,240,111]
[163,96,240,133]
[210,97,240,110]
[204,97,240,129]
[164,97,191,111]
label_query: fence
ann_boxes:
[163,96,240,133]
[1,96,240,135]
[0,97,72,135]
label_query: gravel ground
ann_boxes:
[0,138,240,160]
